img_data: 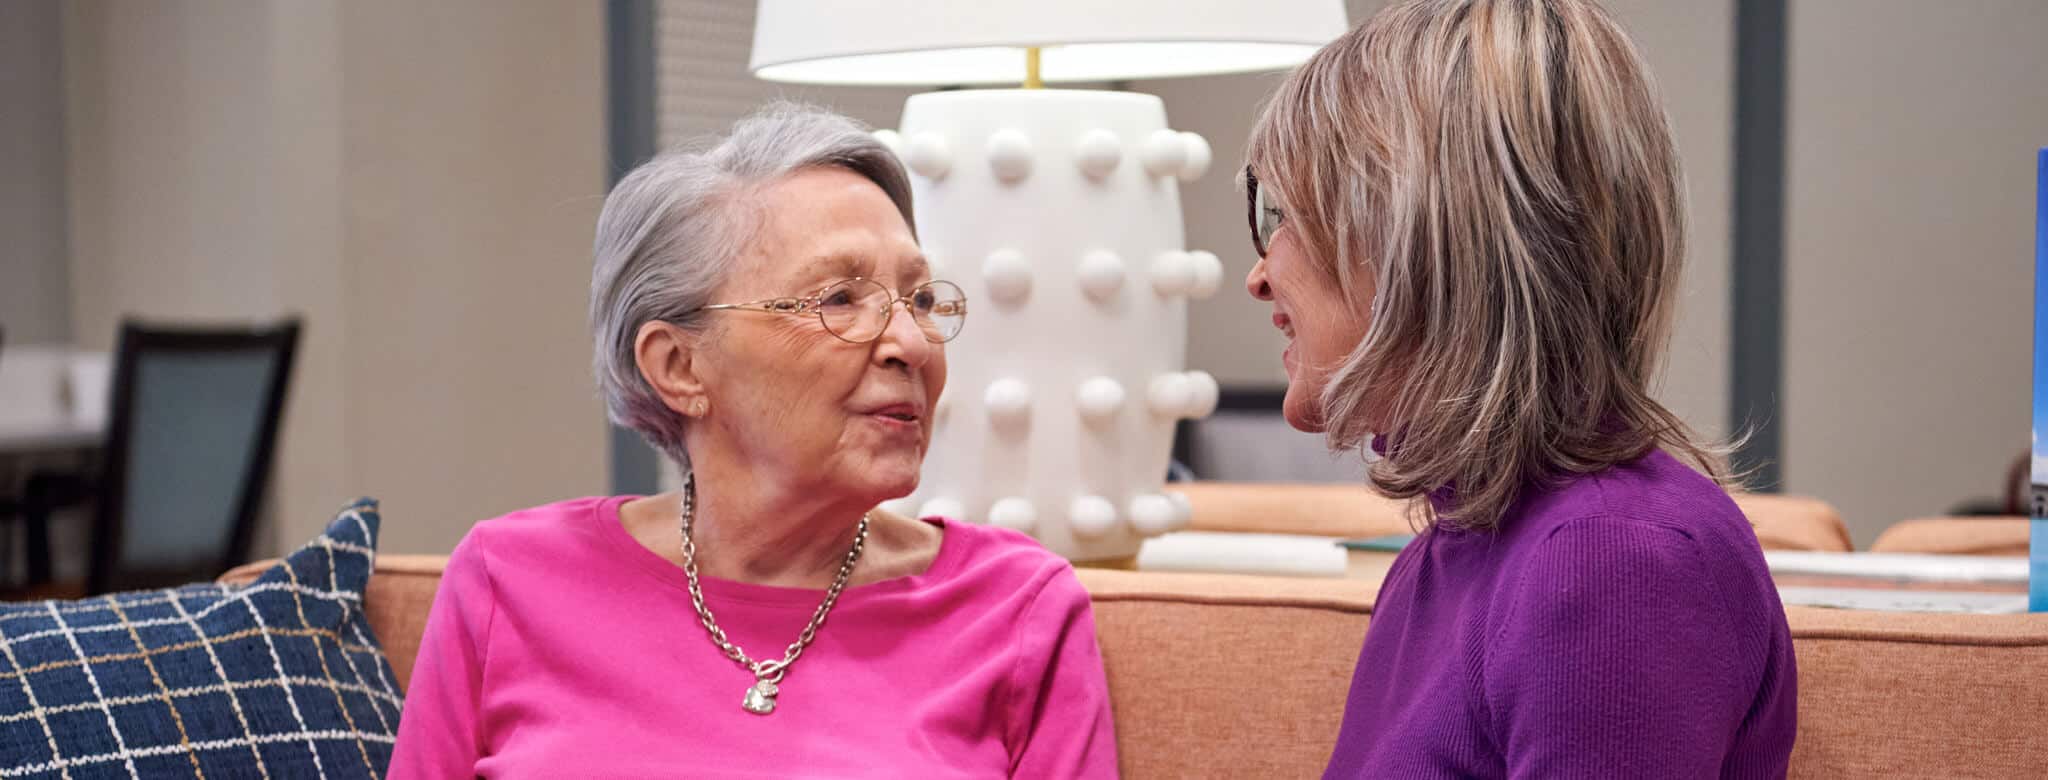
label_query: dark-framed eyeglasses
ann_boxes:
[1245,165,1286,258]
[693,277,968,344]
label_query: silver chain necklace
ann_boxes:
[678,472,869,716]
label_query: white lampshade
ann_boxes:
[750,0,1348,86]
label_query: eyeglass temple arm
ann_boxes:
[700,297,809,314]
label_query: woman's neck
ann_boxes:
[683,461,875,590]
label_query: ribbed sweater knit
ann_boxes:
[1323,449,1798,778]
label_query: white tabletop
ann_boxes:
[0,418,102,455]
[1764,550,2031,584]
[0,345,110,456]
[1776,586,2030,614]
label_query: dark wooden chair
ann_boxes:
[12,318,300,595]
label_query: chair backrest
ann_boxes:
[1175,481,1418,538]
[1869,515,2029,556]
[89,319,300,594]
[1731,493,1855,552]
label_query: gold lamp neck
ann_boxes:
[1023,47,1044,89]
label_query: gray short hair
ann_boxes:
[590,102,915,467]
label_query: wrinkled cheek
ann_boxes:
[776,327,837,358]
[925,358,949,401]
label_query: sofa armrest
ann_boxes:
[1173,481,1416,538]
[1731,494,1854,552]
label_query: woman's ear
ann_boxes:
[635,320,710,417]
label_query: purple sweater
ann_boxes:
[1324,449,1797,778]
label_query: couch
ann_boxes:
[222,554,2048,778]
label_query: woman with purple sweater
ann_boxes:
[1239,0,1798,776]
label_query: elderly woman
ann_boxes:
[390,104,1117,777]
[1241,0,1797,776]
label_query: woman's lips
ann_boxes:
[862,402,923,434]
[1275,310,1297,373]
[868,413,919,432]
[1272,312,1294,338]
[859,401,923,421]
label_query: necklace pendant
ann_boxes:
[742,679,779,715]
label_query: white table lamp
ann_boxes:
[751,0,1346,563]
[752,1,1346,85]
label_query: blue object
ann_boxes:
[1338,534,1416,552]
[0,500,401,777]
[2033,148,2048,612]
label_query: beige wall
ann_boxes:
[334,1,609,555]
[61,0,609,556]
[1611,0,1735,442]
[1139,0,1736,440]
[0,0,72,346]
[63,1,289,350]
[1783,0,2048,544]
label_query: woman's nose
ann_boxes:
[1246,256,1274,301]
[873,302,934,368]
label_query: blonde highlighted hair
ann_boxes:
[1247,0,1733,530]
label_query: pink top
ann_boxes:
[389,495,1118,778]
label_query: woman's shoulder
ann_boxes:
[929,516,1082,593]
[1491,449,1779,619]
[1483,509,1778,665]
[1492,453,1783,637]
[1527,448,1752,546]
[450,495,621,566]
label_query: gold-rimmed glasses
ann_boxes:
[694,277,968,344]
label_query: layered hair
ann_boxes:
[1246,0,1734,530]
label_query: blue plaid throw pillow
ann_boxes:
[0,500,403,778]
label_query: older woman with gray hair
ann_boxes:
[1242,0,1797,776]
[390,104,1117,777]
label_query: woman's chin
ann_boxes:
[1281,386,1326,433]
[878,473,920,502]
[848,456,922,501]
